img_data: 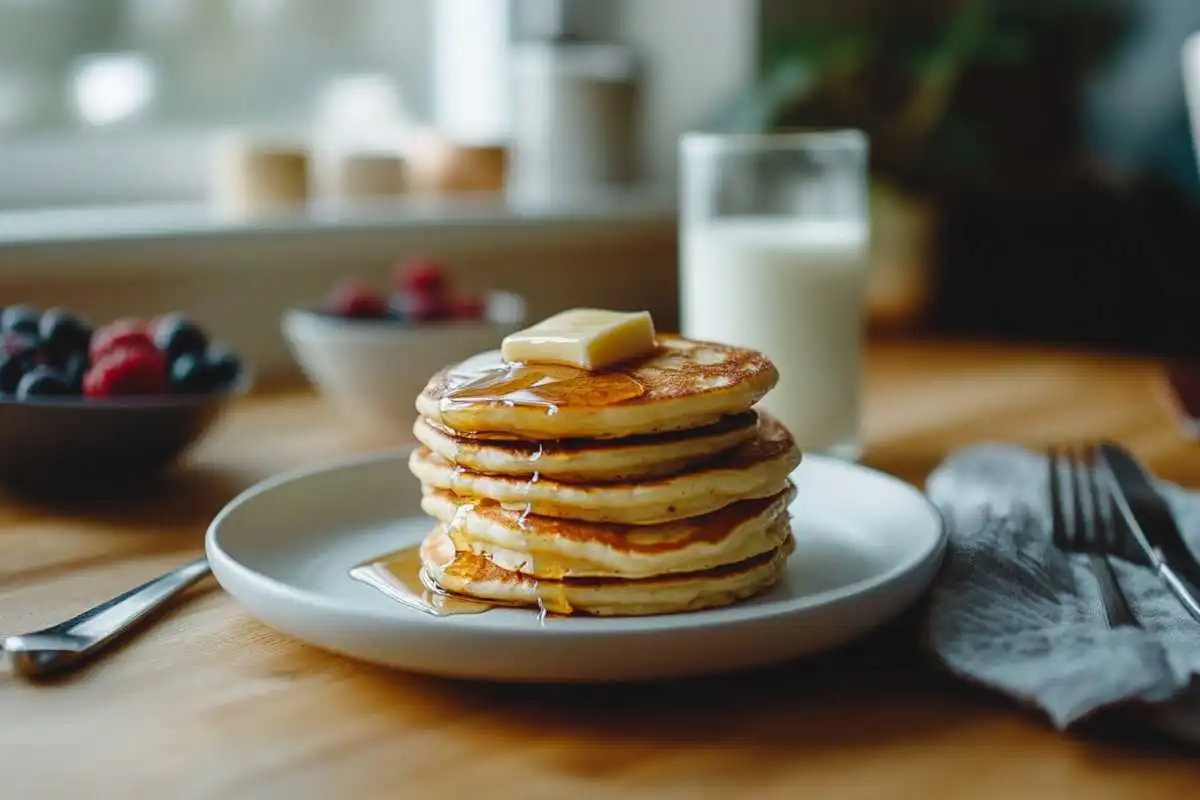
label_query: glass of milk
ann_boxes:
[680,131,869,460]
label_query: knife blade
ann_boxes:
[1100,443,1200,581]
[1099,443,1200,621]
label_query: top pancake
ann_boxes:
[415,335,778,440]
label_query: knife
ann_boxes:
[1099,443,1200,622]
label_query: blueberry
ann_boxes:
[16,366,70,399]
[0,331,39,356]
[39,308,92,365]
[0,347,37,394]
[170,353,210,393]
[205,345,242,388]
[154,313,209,361]
[63,352,89,393]
[1,305,40,338]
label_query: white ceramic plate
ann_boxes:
[206,450,947,682]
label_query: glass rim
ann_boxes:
[681,129,867,156]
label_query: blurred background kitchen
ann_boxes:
[0,0,1197,381]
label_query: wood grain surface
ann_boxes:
[1,340,1195,798]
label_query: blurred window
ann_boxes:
[0,0,512,210]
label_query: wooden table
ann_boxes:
[1,340,1195,798]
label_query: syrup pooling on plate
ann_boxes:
[349,544,493,616]
[353,478,578,618]
[438,350,647,434]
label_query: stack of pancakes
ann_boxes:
[407,335,802,616]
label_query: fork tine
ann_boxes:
[1071,445,1093,552]
[1080,443,1139,628]
[1089,448,1124,558]
[1047,446,1067,549]
[1080,444,1104,554]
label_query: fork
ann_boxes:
[1047,445,1138,628]
[1047,446,1200,742]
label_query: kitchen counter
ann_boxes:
[0,187,675,250]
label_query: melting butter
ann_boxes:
[500,308,657,371]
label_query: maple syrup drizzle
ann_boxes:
[349,544,493,617]
[438,353,646,433]
[362,351,652,619]
[352,505,578,619]
[433,353,643,619]
[351,498,575,619]
[512,500,574,620]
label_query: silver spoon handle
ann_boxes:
[3,557,211,679]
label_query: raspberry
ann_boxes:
[397,258,448,296]
[449,295,486,321]
[328,280,388,319]
[398,290,450,322]
[83,347,167,397]
[90,319,154,363]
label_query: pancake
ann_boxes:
[412,412,759,484]
[409,413,801,525]
[421,485,794,579]
[416,335,778,440]
[421,526,794,616]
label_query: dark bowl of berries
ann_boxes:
[0,305,250,493]
[282,258,525,434]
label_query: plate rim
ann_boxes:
[206,448,948,636]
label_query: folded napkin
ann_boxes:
[923,444,1200,733]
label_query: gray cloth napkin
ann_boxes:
[923,444,1200,734]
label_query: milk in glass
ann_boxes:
[682,217,869,458]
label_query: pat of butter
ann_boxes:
[501,309,657,370]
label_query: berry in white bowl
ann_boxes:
[283,258,526,436]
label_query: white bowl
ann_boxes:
[282,292,525,435]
